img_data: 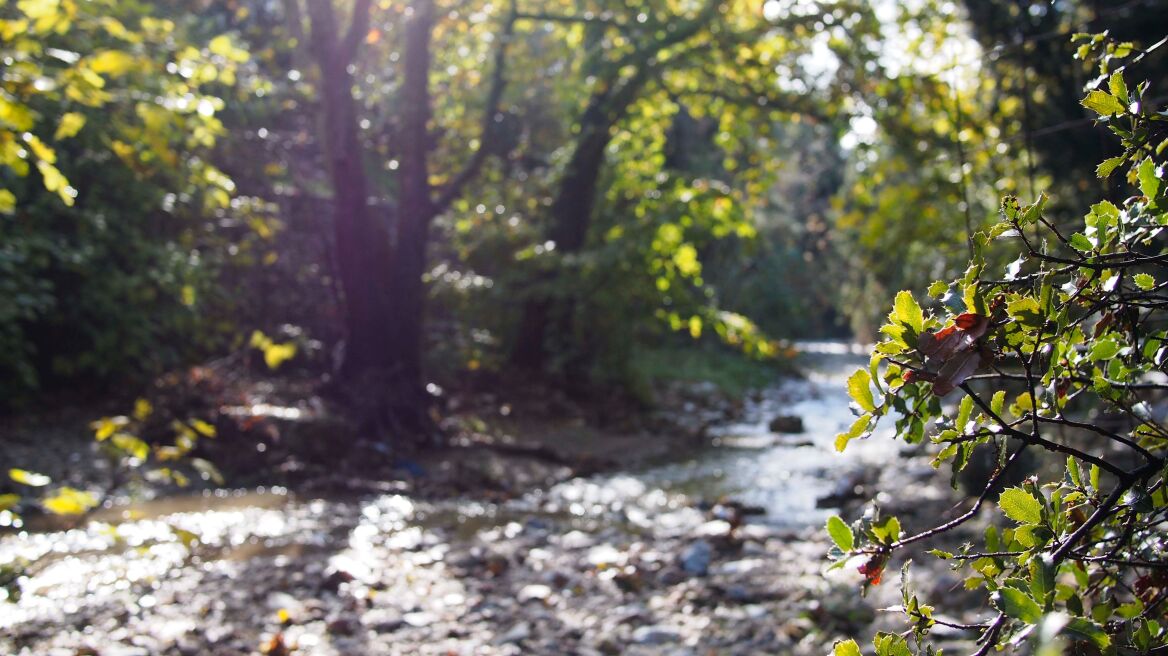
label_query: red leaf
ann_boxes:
[954,313,989,339]
[918,325,958,359]
[932,349,983,396]
[857,555,887,585]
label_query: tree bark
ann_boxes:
[305,0,395,379]
[385,0,436,397]
[511,69,652,370]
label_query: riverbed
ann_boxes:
[0,344,975,655]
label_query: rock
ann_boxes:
[496,621,531,644]
[712,558,765,576]
[679,540,712,576]
[632,625,682,645]
[363,609,404,633]
[768,415,804,433]
[327,617,358,636]
[402,611,437,628]
[518,584,553,603]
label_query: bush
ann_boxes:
[830,36,1168,655]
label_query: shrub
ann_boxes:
[830,36,1168,655]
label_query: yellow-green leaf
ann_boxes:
[263,342,297,369]
[41,487,98,515]
[999,487,1043,525]
[88,50,136,76]
[112,433,149,460]
[91,415,129,441]
[0,189,15,214]
[54,112,86,140]
[833,640,861,656]
[1134,273,1156,291]
[10,468,51,487]
[133,398,153,421]
[190,419,216,438]
[826,516,854,551]
[1081,89,1126,116]
[893,290,924,333]
[835,415,871,452]
[23,133,56,164]
[1096,156,1125,179]
[0,493,20,512]
[36,160,74,206]
[847,368,876,412]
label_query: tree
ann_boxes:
[291,0,516,437]
[508,0,879,376]
[0,0,247,400]
[831,35,1168,656]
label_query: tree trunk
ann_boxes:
[511,69,651,371]
[306,1,395,379]
[382,0,436,425]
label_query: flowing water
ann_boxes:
[0,342,889,654]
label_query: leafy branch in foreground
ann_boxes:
[829,36,1168,656]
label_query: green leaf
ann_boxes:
[1134,273,1156,290]
[835,415,871,452]
[871,516,901,543]
[1082,89,1126,116]
[847,369,876,413]
[833,640,861,656]
[1108,71,1128,102]
[0,189,14,214]
[991,390,1006,417]
[1138,158,1161,200]
[1064,617,1112,653]
[893,290,924,333]
[993,586,1043,624]
[873,632,912,656]
[999,487,1043,525]
[927,280,949,298]
[826,516,854,551]
[1096,156,1125,179]
[1090,338,1121,361]
[1021,193,1047,224]
[41,487,98,515]
[9,468,51,487]
[1070,232,1094,251]
[956,394,974,430]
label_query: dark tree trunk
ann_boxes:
[383,0,436,415]
[306,0,396,379]
[303,0,512,441]
[511,70,651,371]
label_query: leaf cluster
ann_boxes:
[829,36,1168,656]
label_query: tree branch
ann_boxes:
[342,0,375,63]
[433,0,518,214]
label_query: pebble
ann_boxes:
[679,540,712,576]
[632,625,682,645]
[517,584,553,603]
[496,621,531,644]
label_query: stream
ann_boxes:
[0,343,919,656]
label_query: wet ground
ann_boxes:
[0,344,984,655]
